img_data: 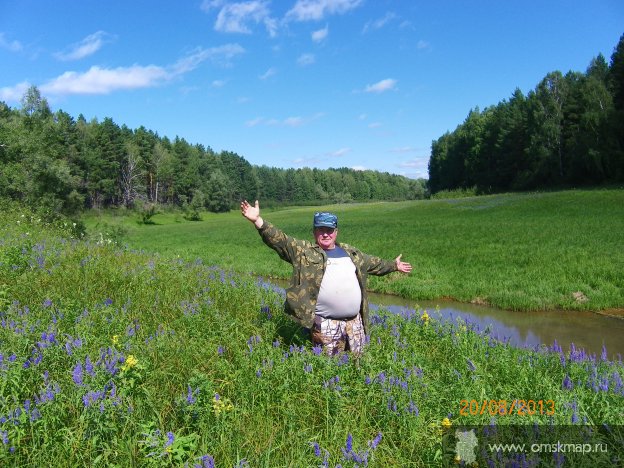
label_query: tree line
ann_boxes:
[0,88,426,217]
[428,34,624,194]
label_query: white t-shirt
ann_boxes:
[315,246,361,319]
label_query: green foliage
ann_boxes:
[0,91,421,215]
[429,34,624,194]
[0,203,622,466]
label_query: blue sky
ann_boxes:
[1,1,622,179]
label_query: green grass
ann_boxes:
[84,189,624,312]
[1,199,622,466]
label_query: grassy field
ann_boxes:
[1,200,623,466]
[84,189,624,313]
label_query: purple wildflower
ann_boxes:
[312,344,323,355]
[186,385,198,404]
[104,298,113,306]
[345,434,353,453]
[195,454,215,468]
[72,362,84,386]
[43,299,53,308]
[562,375,573,390]
[369,432,382,449]
[311,442,322,457]
[85,356,95,376]
[165,432,175,448]
[304,363,312,373]
[217,346,224,355]
[467,358,477,372]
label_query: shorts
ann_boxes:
[311,313,365,356]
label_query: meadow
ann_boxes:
[0,193,623,467]
[85,189,624,313]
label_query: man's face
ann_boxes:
[314,226,338,250]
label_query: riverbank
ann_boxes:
[84,188,624,313]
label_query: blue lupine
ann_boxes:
[85,356,95,377]
[72,362,84,385]
[165,432,175,448]
[186,385,198,404]
[194,454,215,468]
[562,375,573,390]
[369,432,382,449]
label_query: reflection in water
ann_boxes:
[261,278,624,360]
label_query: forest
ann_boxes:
[428,34,624,194]
[0,87,426,218]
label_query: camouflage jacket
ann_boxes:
[258,221,398,334]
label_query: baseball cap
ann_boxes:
[313,212,338,229]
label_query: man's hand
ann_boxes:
[241,200,263,228]
[395,254,412,274]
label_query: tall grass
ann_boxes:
[84,189,624,312]
[1,200,623,466]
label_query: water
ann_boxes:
[263,278,624,360]
[368,292,624,360]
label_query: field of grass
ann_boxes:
[1,198,623,466]
[84,189,624,313]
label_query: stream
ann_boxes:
[264,278,624,360]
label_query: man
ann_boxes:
[241,199,412,356]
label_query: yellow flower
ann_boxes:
[421,311,430,323]
[442,417,452,429]
[212,395,234,416]
[121,354,138,372]
[112,335,119,345]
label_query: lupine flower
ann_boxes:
[304,363,313,373]
[312,344,323,356]
[85,356,95,376]
[72,362,84,385]
[467,358,477,372]
[186,385,198,404]
[421,311,430,324]
[562,375,573,390]
[194,454,215,468]
[217,346,224,355]
[369,432,382,449]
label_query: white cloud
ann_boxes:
[351,165,367,171]
[417,39,430,50]
[212,79,226,87]
[398,157,430,178]
[0,33,23,52]
[390,146,418,153]
[245,112,324,127]
[364,78,397,93]
[0,81,30,102]
[259,67,277,80]
[171,44,245,73]
[286,0,363,22]
[284,116,305,127]
[368,122,382,128]
[328,147,350,157]
[0,45,244,101]
[210,1,277,36]
[312,25,329,42]
[40,65,169,96]
[297,53,315,66]
[362,12,397,33]
[55,31,114,61]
